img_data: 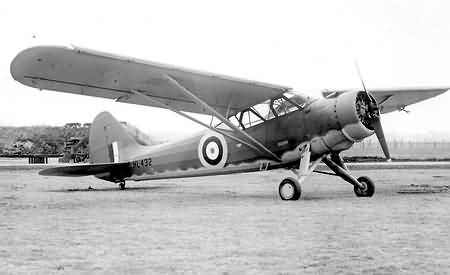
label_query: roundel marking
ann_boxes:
[202,136,223,165]
[198,132,228,168]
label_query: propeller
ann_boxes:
[354,61,391,161]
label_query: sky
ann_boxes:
[2,0,450,141]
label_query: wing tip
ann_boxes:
[10,45,70,85]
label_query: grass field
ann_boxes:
[344,141,450,160]
[1,168,449,274]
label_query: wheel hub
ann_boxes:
[359,182,368,192]
[280,183,295,199]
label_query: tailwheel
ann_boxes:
[119,181,126,190]
[354,176,375,197]
[279,177,302,200]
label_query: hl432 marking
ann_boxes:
[129,157,152,168]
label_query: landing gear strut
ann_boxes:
[119,181,126,190]
[322,154,375,197]
[278,144,321,200]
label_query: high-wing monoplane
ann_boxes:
[10,46,448,200]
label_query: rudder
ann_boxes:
[89,112,141,164]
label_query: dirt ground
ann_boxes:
[1,168,449,274]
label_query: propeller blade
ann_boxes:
[354,60,369,95]
[354,61,391,161]
[371,117,391,161]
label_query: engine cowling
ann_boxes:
[310,91,378,157]
[335,91,377,141]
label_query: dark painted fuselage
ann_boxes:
[118,91,373,182]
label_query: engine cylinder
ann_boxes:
[335,91,374,142]
[308,91,378,158]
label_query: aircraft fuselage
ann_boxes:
[102,91,375,182]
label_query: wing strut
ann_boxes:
[166,75,282,162]
[130,89,265,155]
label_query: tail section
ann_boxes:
[89,111,143,164]
[39,111,147,182]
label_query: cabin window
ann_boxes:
[240,108,265,128]
[215,91,314,130]
[270,92,313,117]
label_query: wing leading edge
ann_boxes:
[322,87,448,114]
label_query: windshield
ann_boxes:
[284,91,314,108]
[268,91,314,118]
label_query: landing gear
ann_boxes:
[279,177,302,200]
[278,143,322,200]
[354,176,375,197]
[322,154,376,198]
[119,181,126,190]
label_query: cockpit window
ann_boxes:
[251,101,273,120]
[269,91,314,118]
[284,91,314,109]
[217,91,315,130]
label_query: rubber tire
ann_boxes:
[354,176,375,197]
[279,177,302,200]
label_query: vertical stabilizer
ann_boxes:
[89,112,141,164]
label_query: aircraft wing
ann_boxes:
[11,46,290,116]
[369,87,448,113]
[323,87,448,114]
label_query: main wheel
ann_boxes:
[279,177,302,200]
[354,176,375,197]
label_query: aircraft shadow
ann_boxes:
[187,190,333,201]
[50,186,173,193]
[299,196,335,201]
[50,187,337,200]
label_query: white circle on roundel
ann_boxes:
[206,142,220,160]
[198,132,228,168]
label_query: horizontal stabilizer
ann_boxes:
[39,162,129,177]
